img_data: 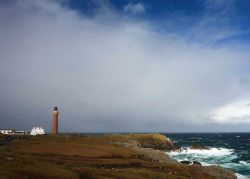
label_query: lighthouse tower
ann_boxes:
[51,106,59,134]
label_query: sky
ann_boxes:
[1,0,250,132]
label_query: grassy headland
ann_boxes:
[0,133,236,178]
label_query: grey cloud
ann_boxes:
[123,3,146,15]
[0,0,250,132]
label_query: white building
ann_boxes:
[0,129,28,135]
[30,127,45,135]
[14,130,28,135]
[0,129,14,135]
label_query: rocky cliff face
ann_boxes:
[122,133,180,150]
[203,165,236,179]
[116,133,236,179]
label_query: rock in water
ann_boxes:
[190,143,210,150]
[181,160,191,165]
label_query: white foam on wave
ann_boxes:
[222,160,250,168]
[200,162,212,166]
[168,147,234,157]
[167,147,250,178]
[236,173,249,179]
[239,161,249,165]
[167,148,250,178]
[166,147,238,166]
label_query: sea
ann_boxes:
[164,133,250,179]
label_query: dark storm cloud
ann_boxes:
[0,0,250,132]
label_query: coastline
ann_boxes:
[0,133,236,178]
[165,133,250,178]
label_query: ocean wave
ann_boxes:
[239,161,249,165]
[167,148,250,178]
[166,147,238,165]
[168,147,234,157]
[165,133,250,178]
[238,150,249,155]
[221,162,250,172]
[188,137,203,140]
[236,173,248,179]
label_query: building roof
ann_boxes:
[0,129,15,130]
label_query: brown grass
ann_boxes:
[0,134,233,179]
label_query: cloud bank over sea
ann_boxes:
[1,0,250,132]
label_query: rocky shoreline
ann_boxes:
[0,133,236,178]
[113,134,236,179]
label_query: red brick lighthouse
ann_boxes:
[51,106,59,134]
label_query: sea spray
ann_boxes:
[164,133,250,178]
[167,147,236,164]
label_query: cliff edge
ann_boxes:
[112,133,236,179]
[0,133,236,179]
[109,133,179,150]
